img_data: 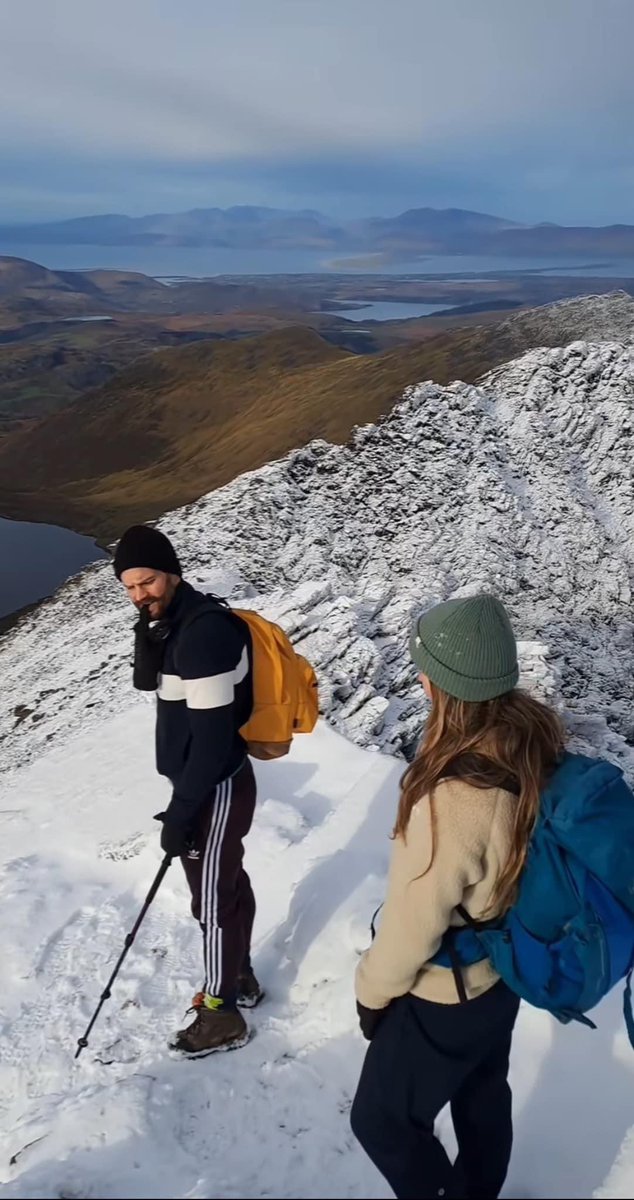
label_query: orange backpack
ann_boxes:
[233,609,319,760]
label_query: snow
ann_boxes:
[1,708,634,1199]
[1,335,634,1197]
[598,1132,634,1200]
[496,289,634,347]
[0,712,398,1199]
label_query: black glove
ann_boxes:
[132,607,170,691]
[154,810,192,859]
[357,1001,386,1041]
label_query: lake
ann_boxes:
[3,242,634,279]
[0,517,108,621]
[333,300,456,322]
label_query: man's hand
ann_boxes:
[154,810,192,859]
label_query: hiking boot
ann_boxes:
[237,968,265,1009]
[170,993,249,1057]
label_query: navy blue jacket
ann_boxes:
[156,581,252,826]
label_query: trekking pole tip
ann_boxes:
[75,1037,88,1059]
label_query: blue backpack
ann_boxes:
[433,752,634,1043]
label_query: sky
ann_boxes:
[0,0,633,226]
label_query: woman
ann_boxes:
[351,593,564,1200]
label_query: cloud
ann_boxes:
[1,0,632,159]
[0,0,632,222]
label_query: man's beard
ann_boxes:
[137,597,164,619]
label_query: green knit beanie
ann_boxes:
[409,594,519,702]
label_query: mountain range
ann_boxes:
[0,291,632,540]
[2,205,634,256]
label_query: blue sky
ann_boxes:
[1,0,632,225]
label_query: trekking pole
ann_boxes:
[75,854,172,1059]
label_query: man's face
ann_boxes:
[120,567,180,620]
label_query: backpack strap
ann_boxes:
[369,901,468,1003]
[370,903,489,1005]
[178,595,250,652]
[456,903,482,928]
[444,935,469,1004]
[444,903,499,1004]
[178,593,231,632]
[370,903,383,941]
[625,968,634,1048]
[442,905,473,1004]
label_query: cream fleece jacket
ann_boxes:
[355,778,516,1008]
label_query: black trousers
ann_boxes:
[181,759,256,1003]
[351,981,520,1200]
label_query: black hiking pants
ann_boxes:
[181,759,256,1004]
[351,980,520,1200]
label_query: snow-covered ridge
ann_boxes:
[497,289,634,345]
[2,336,634,1200]
[1,338,633,779]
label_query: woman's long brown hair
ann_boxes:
[395,685,565,914]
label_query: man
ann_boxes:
[113,523,263,1057]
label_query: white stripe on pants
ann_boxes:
[200,775,233,996]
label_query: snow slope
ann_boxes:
[1,338,634,1197]
[2,702,634,1200]
[0,707,401,1199]
[496,289,634,347]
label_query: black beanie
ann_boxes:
[113,525,182,580]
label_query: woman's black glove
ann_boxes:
[357,1001,386,1041]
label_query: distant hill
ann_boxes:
[0,256,170,327]
[492,222,634,256]
[0,206,346,250]
[359,206,518,251]
[0,292,632,540]
[2,205,634,257]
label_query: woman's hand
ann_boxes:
[357,1000,388,1041]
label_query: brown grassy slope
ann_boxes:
[0,318,219,421]
[0,328,347,532]
[0,306,383,429]
[0,311,598,540]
